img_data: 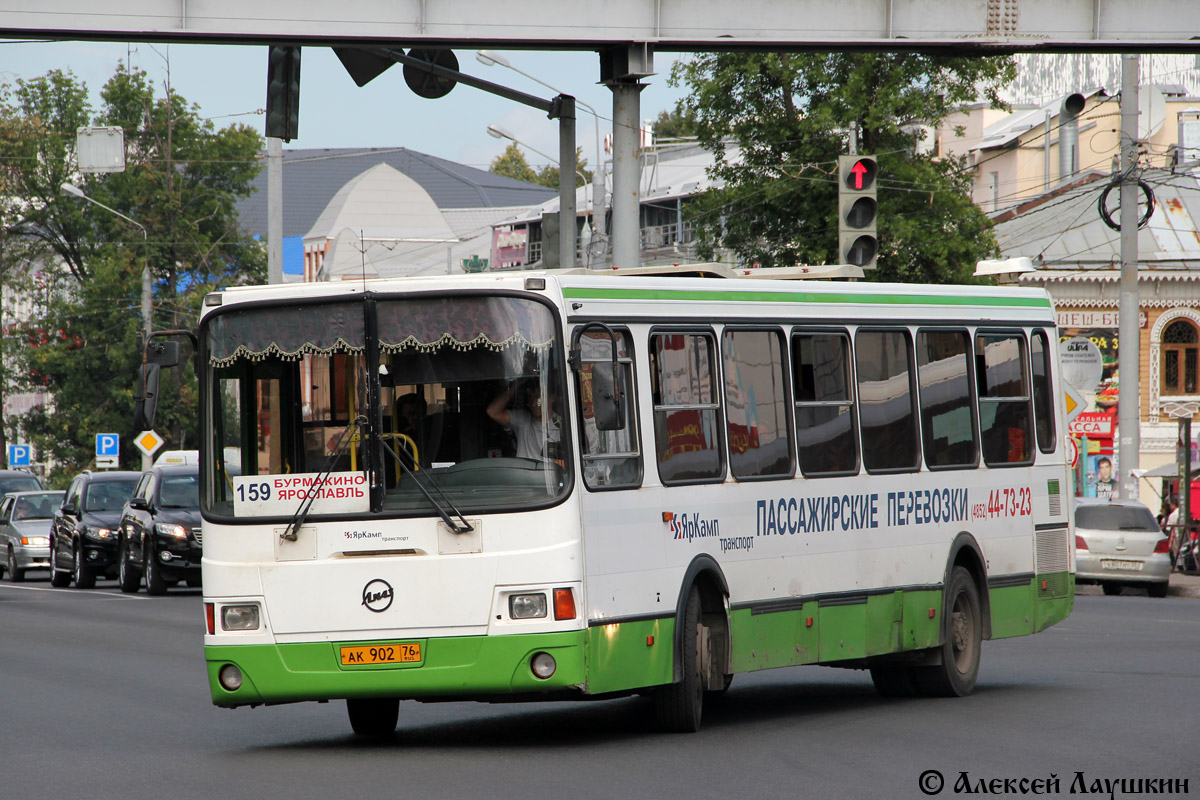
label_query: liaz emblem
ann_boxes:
[361,579,394,612]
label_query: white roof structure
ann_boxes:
[992,166,1200,304]
[302,163,545,280]
[497,142,736,226]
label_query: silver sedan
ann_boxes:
[1074,498,1171,597]
[0,491,64,581]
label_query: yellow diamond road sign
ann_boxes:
[134,430,164,456]
[1064,381,1086,426]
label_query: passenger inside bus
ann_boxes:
[486,380,562,461]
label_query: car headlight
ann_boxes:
[83,527,113,542]
[155,523,189,539]
[20,537,50,547]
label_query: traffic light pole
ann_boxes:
[267,136,283,284]
[351,46,578,269]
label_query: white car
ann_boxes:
[1074,498,1171,598]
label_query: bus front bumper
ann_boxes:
[206,630,587,707]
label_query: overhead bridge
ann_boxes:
[1,1,1198,52]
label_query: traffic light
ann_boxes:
[837,155,878,270]
[266,46,301,141]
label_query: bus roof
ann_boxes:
[202,267,1055,326]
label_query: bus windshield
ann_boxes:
[204,294,569,519]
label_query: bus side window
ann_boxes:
[1030,330,1057,454]
[576,328,642,490]
[976,331,1033,466]
[650,331,725,484]
[916,329,978,469]
[722,328,793,480]
[855,328,920,473]
[792,331,858,476]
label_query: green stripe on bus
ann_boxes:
[561,287,1051,308]
[205,630,587,706]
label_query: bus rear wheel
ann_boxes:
[347,698,399,737]
[654,586,704,732]
[916,566,982,697]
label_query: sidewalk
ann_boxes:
[1074,570,1200,599]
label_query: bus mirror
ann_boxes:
[133,363,161,431]
[591,363,624,431]
[147,340,181,367]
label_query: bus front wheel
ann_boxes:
[916,566,982,697]
[347,698,399,737]
[654,586,704,732]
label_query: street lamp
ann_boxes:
[61,182,153,467]
[487,124,588,185]
[477,51,607,268]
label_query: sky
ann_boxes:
[0,39,691,174]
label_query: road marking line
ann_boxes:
[0,584,149,600]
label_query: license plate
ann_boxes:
[1101,559,1143,571]
[339,642,422,666]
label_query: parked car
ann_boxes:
[49,471,140,589]
[117,464,201,595]
[0,469,44,497]
[1074,497,1171,597]
[0,490,64,581]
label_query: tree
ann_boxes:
[490,143,593,190]
[670,52,1016,282]
[652,104,698,141]
[2,66,265,482]
[489,143,539,185]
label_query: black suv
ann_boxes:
[50,471,140,588]
[117,465,201,594]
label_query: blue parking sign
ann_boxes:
[7,444,30,467]
[96,434,120,457]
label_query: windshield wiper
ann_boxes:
[380,438,474,534]
[281,415,365,542]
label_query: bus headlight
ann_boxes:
[221,604,261,631]
[509,593,548,619]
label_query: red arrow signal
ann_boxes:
[850,161,868,189]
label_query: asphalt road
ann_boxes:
[2,578,1196,800]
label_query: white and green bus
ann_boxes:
[140,267,1073,735]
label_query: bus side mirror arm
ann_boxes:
[134,329,198,431]
[569,322,624,432]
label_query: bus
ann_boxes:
[137,266,1073,735]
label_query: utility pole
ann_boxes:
[1117,54,1141,501]
[267,137,283,284]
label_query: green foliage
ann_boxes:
[1,65,265,476]
[652,105,698,140]
[490,143,538,184]
[670,52,1016,283]
[490,143,592,189]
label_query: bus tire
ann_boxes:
[347,698,399,737]
[869,666,920,698]
[654,586,703,732]
[916,566,982,697]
